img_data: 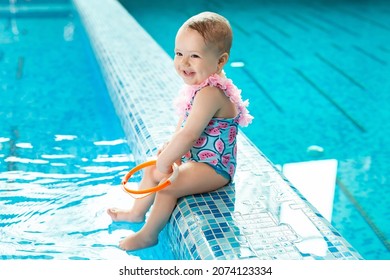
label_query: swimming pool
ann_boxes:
[119,0,389,259]
[0,0,365,261]
[0,0,174,260]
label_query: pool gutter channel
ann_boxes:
[73,0,362,260]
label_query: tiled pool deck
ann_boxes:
[74,0,362,260]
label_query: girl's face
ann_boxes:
[174,27,223,85]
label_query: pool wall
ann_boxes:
[74,0,362,260]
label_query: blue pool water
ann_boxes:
[120,0,390,259]
[0,1,174,260]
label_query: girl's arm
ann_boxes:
[157,116,183,156]
[157,86,224,174]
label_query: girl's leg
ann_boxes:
[107,165,166,222]
[118,162,229,250]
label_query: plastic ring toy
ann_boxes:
[121,160,179,198]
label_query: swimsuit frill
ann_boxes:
[174,73,253,127]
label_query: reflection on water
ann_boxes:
[0,138,174,260]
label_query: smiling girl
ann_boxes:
[107,11,253,251]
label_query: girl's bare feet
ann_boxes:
[119,231,158,251]
[106,208,145,223]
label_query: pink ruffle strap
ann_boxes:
[174,74,253,127]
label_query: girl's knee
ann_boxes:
[157,183,179,198]
[144,165,157,176]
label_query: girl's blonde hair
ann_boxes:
[183,12,233,55]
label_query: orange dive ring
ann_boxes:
[121,160,179,198]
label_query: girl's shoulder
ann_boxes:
[196,83,225,96]
[206,74,254,127]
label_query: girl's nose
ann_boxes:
[181,56,190,66]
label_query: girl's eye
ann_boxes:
[191,54,200,58]
[175,52,183,56]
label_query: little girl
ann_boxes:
[107,11,253,251]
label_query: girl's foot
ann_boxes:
[119,231,158,251]
[106,208,145,223]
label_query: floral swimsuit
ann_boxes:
[174,74,253,181]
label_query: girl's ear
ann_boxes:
[217,52,229,73]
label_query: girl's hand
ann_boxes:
[156,159,174,175]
